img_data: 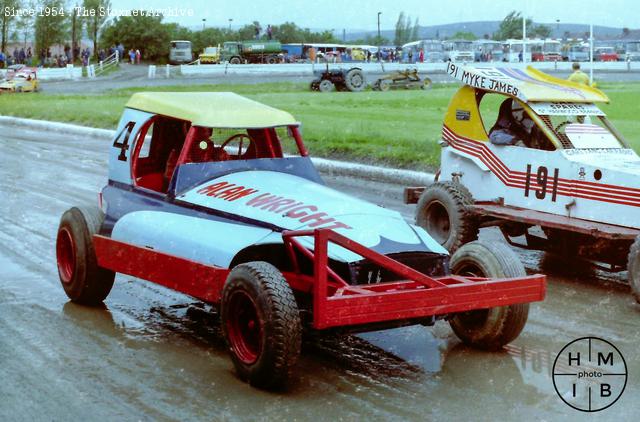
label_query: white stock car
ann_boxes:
[407,63,640,302]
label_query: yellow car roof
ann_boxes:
[446,62,609,103]
[125,92,298,127]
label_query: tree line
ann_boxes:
[1,0,343,63]
[0,3,558,65]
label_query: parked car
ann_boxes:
[199,46,220,64]
[0,67,39,92]
[565,45,590,62]
[595,47,618,62]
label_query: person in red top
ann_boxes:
[419,49,424,63]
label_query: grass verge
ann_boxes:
[1,81,637,170]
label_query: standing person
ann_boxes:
[0,51,5,68]
[568,62,590,85]
[135,49,141,64]
[366,49,371,63]
[254,23,261,40]
[266,24,273,40]
[129,49,135,64]
[419,48,424,63]
[117,43,125,61]
[408,49,413,63]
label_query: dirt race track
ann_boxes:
[39,63,640,94]
[1,124,639,420]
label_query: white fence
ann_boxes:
[36,65,83,80]
[176,60,640,78]
[95,51,119,77]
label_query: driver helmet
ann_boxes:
[511,100,534,133]
[511,100,525,122]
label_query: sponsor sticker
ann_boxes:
[194,180,352,231]
[455,110,471,121]
[530,102,605,116]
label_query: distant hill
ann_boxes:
[345,21,635,42]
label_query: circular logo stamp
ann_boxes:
[552,337,627,412]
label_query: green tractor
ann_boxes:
[310,66,366,93]
[372,68,432,91]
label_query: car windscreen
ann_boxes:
[626,43,640,52]
[529,102,627,149]
[570,46,589,52]
[424,43,443,52]
[171,42,191,49]
[452,42,472,51]
[544,43,561,53]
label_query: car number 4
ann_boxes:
[113,121,136,162]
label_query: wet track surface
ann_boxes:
[1,125,639,420]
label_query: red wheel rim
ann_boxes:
[56,227,75,283]
[226,290,263,365]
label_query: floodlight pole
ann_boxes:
[589,23,594,84]
[377,12,382,62]
[522,16,527,64]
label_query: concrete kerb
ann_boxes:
[0,116,115,140]
[0,116,434,186]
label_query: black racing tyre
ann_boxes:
[379,79,391,92]
[344,68,366,92]
[627,237,640,303]
[448,241,530,350]
[318,79,335,92]
[421,78,432,90]
[56,206,115,305]
[221,261,302,389]
[415,182,478,253]
[229,57,241,65]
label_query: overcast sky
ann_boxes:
[109,0,638,31]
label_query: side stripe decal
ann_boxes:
[442,125,640,207]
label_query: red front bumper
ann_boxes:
[94,229,546,331]
[282,229,546,330]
